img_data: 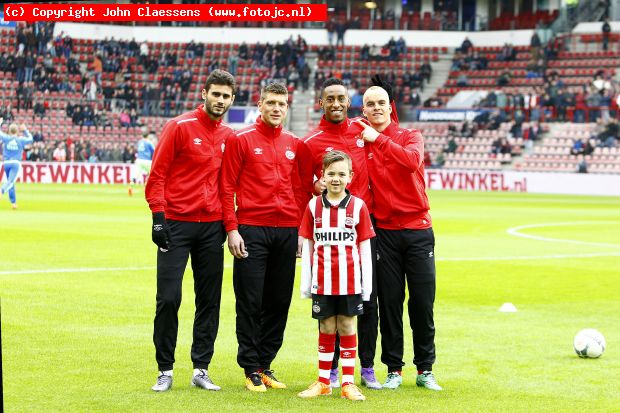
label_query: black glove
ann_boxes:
[371,74,394,103]
[151,212,171,251]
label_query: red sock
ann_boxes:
[318,333,336,385]
[340,334,357,386]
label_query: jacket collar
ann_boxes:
[255,115,283,138]
[381,121,400,137]
[195,105,222,130]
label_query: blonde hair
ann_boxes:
[8,123,18,135]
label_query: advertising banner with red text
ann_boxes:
[2,163,620,196]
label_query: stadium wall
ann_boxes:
[573,21,620,33]
[53,22,536,47]
[4,162,620,196]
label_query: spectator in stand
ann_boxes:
[497,70,511,86]
[139,41,149,66]
[587,86,602,122]
[456,73,468,87]
[32,98,46,120]
[530,32,542,60]
[228,51,239,77]
[300,63,311,92]
[410,88,422,108]
[602,18,611,51]
[576,155,588,173]
[119,110,131,129]
[460,37,473,54]
[420,60,432,84]
[52,142,67,162]
[360,44,370,60]
[335,20,347,47]
[571,138,585,155]
[326,18,336,46]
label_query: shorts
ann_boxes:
[311,294,364,320]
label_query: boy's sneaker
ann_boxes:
[383,371,403,389]
[298,381,332,398]
[416,371,442,391]
[360,367,382,389]
[245,372,267,392]
[341,383,366,401]
[151,371,173,392]
[329,368,340,388]
[260,369,286,389]
[191,369,221,391]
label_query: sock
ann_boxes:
[160,369,173,377]
[418,369,430,375]
[194,368,206,377]
[340,334,357,386]
[318,332,336,385]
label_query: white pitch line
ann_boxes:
[506,222,620,248]
[3,251,620,276]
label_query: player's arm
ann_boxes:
[356,203,375,302]
[145,120,176,250]
[220,133,247,258]
[294,139,314,216]
[375,129,424,172]
[359,239,372,301]
[145,120,176,213]
[20,129,34,145]
[298,203,315,298]
[359,121,424,173]
[300,237,314,299]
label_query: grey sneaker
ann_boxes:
[152,372,173,392]
[416,371,442,391]
[383,372,403,389]
[360,367,382,389]
[192,369,221,391]
[329,368,340,388]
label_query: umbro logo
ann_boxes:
[254,148,263,155]
[153,224,163,231]
[325,146,333,152]
[368,153,373,159]
[429,251,434,258]
[342,351,352,357]
[193,137,202,145]
[315,217,322,224]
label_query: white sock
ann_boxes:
[160,370,173,377]
[193,368,206,377]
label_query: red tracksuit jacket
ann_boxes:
[303,116,373,213]
[365,121,432,230]
[220,117,313,232]
[145,105,233,222]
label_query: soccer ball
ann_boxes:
[573,329,606,358]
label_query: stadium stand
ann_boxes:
[1,5,619,175]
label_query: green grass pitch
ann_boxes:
[1,184,619,412]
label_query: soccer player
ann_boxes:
[302,76,398,389]
[357,86,442,391]
[297,150,374,401]
[0,120,33,210]
[220,82,313,392]
[145,69,236,392]
[128,129,155,196]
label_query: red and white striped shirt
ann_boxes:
[299,191,375,296]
